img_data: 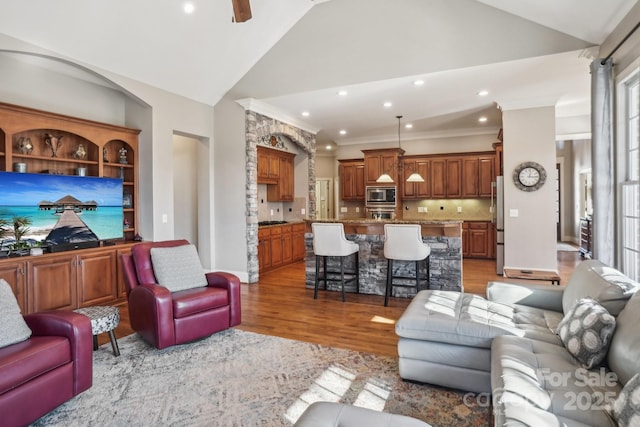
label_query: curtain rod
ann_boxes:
[602,20,640,65]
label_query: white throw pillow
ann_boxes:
[556,297,616,369]
[150,244,208,292]
[0,279,32,348]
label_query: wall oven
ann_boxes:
[365,186,396,208]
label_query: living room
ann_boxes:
[1,1,640,426]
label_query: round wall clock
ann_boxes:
[513,161,547,192]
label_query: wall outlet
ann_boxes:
[270,209,274,216]
[457,206,463,213]
[355,207,360,212]
[340,207,348,213]
[301,208,305,215]
[424,207,428,212]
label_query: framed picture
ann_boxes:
[123,192,133,209]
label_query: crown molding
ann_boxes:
[235,98,320,134]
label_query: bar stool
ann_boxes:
[312,223,360,302]
[383,224,430,306]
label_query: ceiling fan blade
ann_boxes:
[232,0,252,23]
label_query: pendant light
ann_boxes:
[376,116,425,183]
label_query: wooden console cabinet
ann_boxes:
[0,243,136,314]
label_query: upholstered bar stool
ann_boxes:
[383,224,430,306]
[312,223,360,302]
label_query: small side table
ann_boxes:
[503,268,561,286]
[73,306,121,356]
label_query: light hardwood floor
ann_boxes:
[108,251,583,357]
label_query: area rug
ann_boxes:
[33,329,490,427]
[558,242,579,252]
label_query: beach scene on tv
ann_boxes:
[0,172,123,253]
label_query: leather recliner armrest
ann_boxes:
[206,272,242,326]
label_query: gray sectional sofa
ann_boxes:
[395,260,640,426]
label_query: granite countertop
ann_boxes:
[257,220,305,228]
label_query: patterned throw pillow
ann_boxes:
[612,373,640,427]
[556,297,616,369]
[0,278,32,348]
[150,244,208,293]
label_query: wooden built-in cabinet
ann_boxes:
[0,102,140,239]
[0,243,137,314]
[258,222,306,273]
[461,221,494,259]
[402,158,431,199]
[339,159,365,201]
[257,146,295,202]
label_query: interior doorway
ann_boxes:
[173,134,200,246]
[315,178,333,219]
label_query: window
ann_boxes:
[620,72,640,280]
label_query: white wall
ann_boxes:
[173,134,199,245]
[503,106,558,271]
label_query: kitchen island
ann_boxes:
[304,219,463,299]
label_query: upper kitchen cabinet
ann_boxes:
[402,157,431,199]
[339,159,365,201]
[445,158,463,198]
[258,146,296,202]
[478,155,495,198]
[362,148,404,186]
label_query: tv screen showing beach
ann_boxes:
[0,171,123,248]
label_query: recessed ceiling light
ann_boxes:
[478,116,488,123]
[183,2,195,14]
[405,123,413,129]
[383,102,392,108]
[477,90,489,96]
[301,111,310,117]
[339,130,347,135]
[337,90,348,96]
[413,80,425,86]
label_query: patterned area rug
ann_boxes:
[33,329,490,427]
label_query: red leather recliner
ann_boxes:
[0,311,93,427]
[121,239,242,349]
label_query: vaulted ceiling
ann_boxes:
[0,0,636,145]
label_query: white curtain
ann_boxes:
[590,58,615,266]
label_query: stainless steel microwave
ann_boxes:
[365,186,396,206]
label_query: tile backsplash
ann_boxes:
[402,199,493,221]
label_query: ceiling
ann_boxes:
[0,0,636,146]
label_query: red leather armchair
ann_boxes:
[121,239,242,349]
[0,311,93,427]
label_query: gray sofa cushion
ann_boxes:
[491,335,619,427]
[563,260,639,316]
[612,373,640,427]
[0,279,32,349]
[396,290,562,349]
[557,297,616,369]
[608,289,640,385]
[294,402,431,427]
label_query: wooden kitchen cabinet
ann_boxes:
[257,146,280,184]
[0,260,27,313]
[259,223,306,273]
[260,148,295,202]
[446,158,462,198]
[362,148,403,185]
[461,221,493,259]
[478,155,495,198]
[402,157,431,199]
[292,223,306,261]
[339,159,365,201]
[462,157,479,198]
[431,158,447,198]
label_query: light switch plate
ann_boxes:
[355,207,360,212]
[457,207,463,213]
[301,208,305,215]
[509,209,519,217]
[340,207,347,213]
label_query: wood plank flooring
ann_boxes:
[107,252,583,358]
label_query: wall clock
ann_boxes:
[513,161,547,192]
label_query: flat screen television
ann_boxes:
[0,171,123,252]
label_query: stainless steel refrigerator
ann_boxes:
[493,176,505,275]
